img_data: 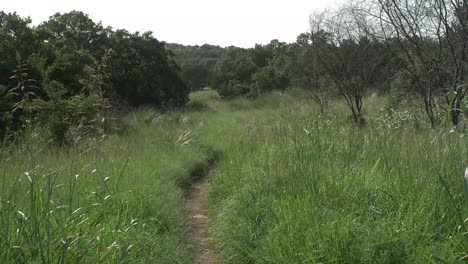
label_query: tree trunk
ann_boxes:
[424,97,437,128]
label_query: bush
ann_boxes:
[217,81,252,99]
[388,72,413,110]
[0,84,13,140]
[253,65,289,93]
[25,81,105,145]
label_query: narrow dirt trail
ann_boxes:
[184,172,221,264]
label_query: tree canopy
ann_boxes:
[0,11,189,141]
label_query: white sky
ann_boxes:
[2,0,342,48]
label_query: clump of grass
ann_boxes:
[184,100,212,112]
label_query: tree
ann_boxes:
[212,47,257,98]
[0,12,36,86]
[310,7,390,124]
[249,44,274,68]
[108,30,188,106]
[166,43,224,90]
[289,33,333,114]
[376,0,468,126]
[252,40,291,95]
[0,10,192,141]
[36,11,110,58]
[436,0,468,126]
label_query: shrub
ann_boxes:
[0,84,13,140]
[25,81,104,145]
[388,72,413,110]
[217,81,252,99]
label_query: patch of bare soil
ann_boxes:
[184,173,222,264]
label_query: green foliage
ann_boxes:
[0,84,13,139]
[249,44,274,68]
[45,48,95,95]
[209,40,294,98]
[0,11,36,87]
[166,43,224,90]
[25,81,103,145]
[0,88,466,262]
[0,11,190,142]
[36,11,110,58]
[109,30,189,107]
[253,65,289,93]
[211,47,257,97]
[215,81,252,99]
[0,107,210,263]
[388,72,414,110]
[8,49,113,146]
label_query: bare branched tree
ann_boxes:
[376,0,468,126]
[310,6,389,124]
[433,0,468,125]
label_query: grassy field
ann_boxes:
[191,90,467,263]
[0,89,466,263]
[0,107,215,263]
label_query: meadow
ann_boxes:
[0,106,211,262]
[0,89,466,263]
[201,90,468,263]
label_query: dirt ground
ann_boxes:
[184,173,222,264]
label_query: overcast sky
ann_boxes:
[2,0,342,47]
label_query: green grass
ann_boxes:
[0,89,466,263]
[0,107,213,263]
[192,90,468,263]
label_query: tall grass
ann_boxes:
[0,89,466,263]
[199,90,468,263]
[0,107,212,263]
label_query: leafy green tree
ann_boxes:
[45,48,95,96]
[249,44,274,68]
[109,30,188,106]
[212,47,257,97]
[34,11,188,107]
[253,64,289,93]
[36,11,110,58]
[31,11,110,96]
[167,43,224,90]
[252,40,291,94]
[0,12,36,86]
[0,10,191,141]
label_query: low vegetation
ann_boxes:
[0,107,211,262]
[0,88,466,263]
[197,90,468,263]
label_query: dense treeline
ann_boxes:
[168,0,467,127]
[168,36,417,124]
[0,11,188,143]
[170,37,397,122]
[166,43,224,91]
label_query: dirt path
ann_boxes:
[184,172,221,264]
